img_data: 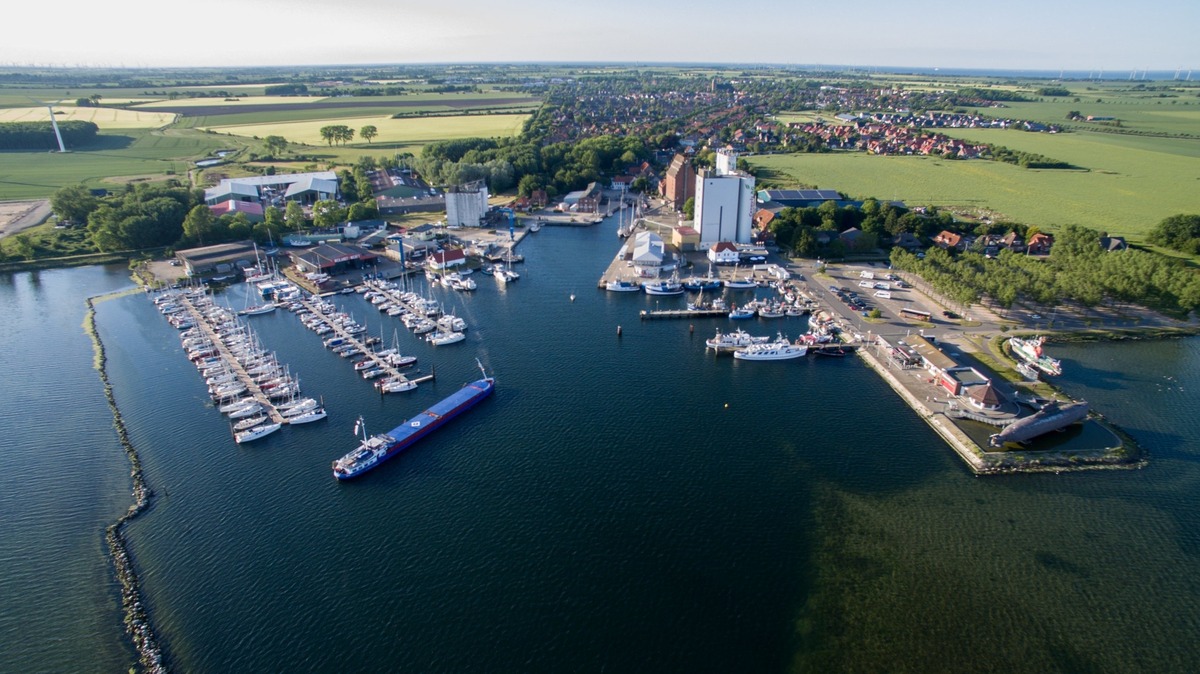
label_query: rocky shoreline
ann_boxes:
[85,294,167,674]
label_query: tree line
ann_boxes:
[0,121,99,149]
[889,224,1200,317]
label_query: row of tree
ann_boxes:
[889,224,1200,316]
[318,125,377,146]
[0,121,99,149]
[1147,214,1200,255]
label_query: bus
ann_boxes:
[899,307,931,321]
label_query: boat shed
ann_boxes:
[175,241,260,279]
[630,231,665,273]
[290,242,377,275]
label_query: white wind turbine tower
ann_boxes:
[28,96,67,152]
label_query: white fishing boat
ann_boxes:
[734,335,808,361]
[705,328,771,352]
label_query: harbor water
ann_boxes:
[2,221,1200,673]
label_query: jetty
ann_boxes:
[175,293,287,425]
[298,295,432,388]
[640,308,726,320]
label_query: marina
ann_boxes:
[5,218,1193,674]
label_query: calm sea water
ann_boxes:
[3,224,1199,673]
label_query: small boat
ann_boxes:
[227,402,263,419]
[605,279,641,292]
[233,415,269,432]
[235,422,282,444]
[643,274,684,295]
[286,407,327,425]
[376,377,417,394]
[728,306,755,320]
[428,330,466,346]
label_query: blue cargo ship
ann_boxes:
[333,367,494,480]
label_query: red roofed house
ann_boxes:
[1026,232,1054,255]
[707,240,740,265]
[933,230,965,251]
[752,208,776,233]
[209,199,265,223]
[428,247,466,271]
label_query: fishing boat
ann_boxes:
[643,272,684,296]
[728,306,755,320]
[333,362,495,480]
[1008,336,1063,377]
[733,335,808,361]
[235,421,281,444]
[705,328,771,352]
[605,279,641,292]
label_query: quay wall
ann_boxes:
[855,344,990,474]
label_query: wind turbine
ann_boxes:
[28,96,67,152]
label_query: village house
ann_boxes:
[428,247,466,271]
[1027,232,1054,255]
[933,230,965,251]
[707,240,740,265]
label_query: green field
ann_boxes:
[748,133,1200,240]
[202,113,531,148]
[0,129,236,199]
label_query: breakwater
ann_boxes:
[84,292,167,674]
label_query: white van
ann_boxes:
[874,282,891,290]
[859,280,875,288]
[873,290,892,299]
[859,270,875,280]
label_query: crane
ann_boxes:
[495,207,516,242]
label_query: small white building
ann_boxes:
[707,241,740,265]
[428,248,467,271]
[445,181,489,228]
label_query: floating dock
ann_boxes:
[640,308,726,320]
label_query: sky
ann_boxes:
[5,0,1198,72]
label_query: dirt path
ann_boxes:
[0,199,52,239]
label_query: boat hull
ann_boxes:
[333,378,494,480]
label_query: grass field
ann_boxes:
[747,137,1200,241]
[0,105,176,128]
[0,129,235,200]
[202,112,531,148]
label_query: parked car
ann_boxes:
[942,310,960,319]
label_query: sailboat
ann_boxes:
[723,264,757,290]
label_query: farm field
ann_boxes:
[132,96,331,108]
[0,129,233,200]
[747,136,1199,240]
[0,105,176,128]
[202,112,531,148]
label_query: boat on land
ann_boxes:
[733,335,808,361]
[1008,336,1063,376]
[235,421,281,444]
[989,400,1089,447]
[333,362,495,480]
